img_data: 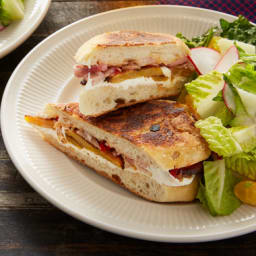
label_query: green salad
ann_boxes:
[0,0,25,29]
[177,15,256,216]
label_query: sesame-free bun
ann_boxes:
[75,31,190,66]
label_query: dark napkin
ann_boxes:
[157,0,256,23]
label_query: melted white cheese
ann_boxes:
[148,166,194,186]
[89,75,173,89]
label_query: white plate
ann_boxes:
[2,5,256,242]
[0,0,51,58]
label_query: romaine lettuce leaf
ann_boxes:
[197,160,241,216]
[1,0,24,24]
[0,4,11,26]
[203,85,233,125]
[195,116,242,157]
[235,87,256,120]
[196,182,208,209]
[240,55,256,68]
[216,38,255,55]
[226,63,256,120]
[227,63,256,94]
[235,44,256,67]
[231,125,256,152]
[212,90,223,102]
[226,148,256,180]
[185,71,225,118]
[227,82,255,127]
[214,103,233,126]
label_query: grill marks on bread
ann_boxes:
[57,100,204,147]
[51,100,211,171]
[97,31,179,47]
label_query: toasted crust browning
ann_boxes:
[95,31,183,47]
[74,31,190,66]
[34,126,201,202]
[53,100,210,170]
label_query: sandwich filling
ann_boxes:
[74,57,193,86]
[25,115,203,185]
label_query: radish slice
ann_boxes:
[0,25,5,32]
[214,46,239,73]
[222,82,236,113]
[188,47,221,75]
[187,55,201,74]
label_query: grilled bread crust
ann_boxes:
[48,100,210,171]
[74,31,190,66]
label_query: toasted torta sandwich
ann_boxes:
[74,31,194,117]
[25,100,210,202]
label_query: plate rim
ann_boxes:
[0,0,52,58]
[2,5,256,243]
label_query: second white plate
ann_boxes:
[0,0,51,58]
[2,5,256,242]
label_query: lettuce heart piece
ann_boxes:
[197,160,241,216]
[195,116,242,157]
[1,0,24,20]
[185,71,225,119]
[231,125,256,152]
[227,63,256,94]
[226,148,256,180]
[235,87,256,120]
[229,88,254,127]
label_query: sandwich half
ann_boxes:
[25,100,210,202]
[74,31,194,116]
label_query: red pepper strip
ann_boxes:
[169,162,203,178]
[99,141,112,152]
[169,169,181,179]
